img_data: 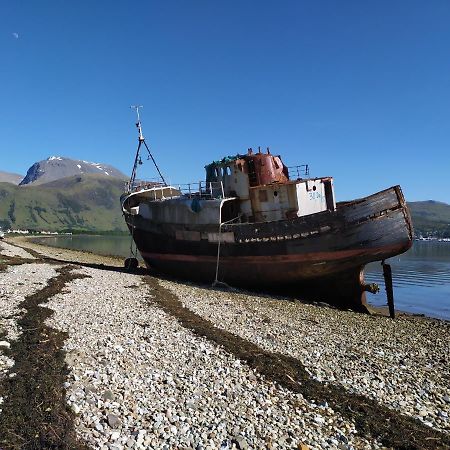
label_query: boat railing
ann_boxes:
[125,180,226,199]
[177,181,225,199]
[288,164,309,180]
[125,179,166,193]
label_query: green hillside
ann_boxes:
[408,200,450,238]
[0,177,448,237]
[0,174,127,233]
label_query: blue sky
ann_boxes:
[1,1,449,202]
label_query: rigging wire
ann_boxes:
[125,105,167,265]
[129,105,167,187]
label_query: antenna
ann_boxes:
[130,105,144,141]
[129,105,167,188]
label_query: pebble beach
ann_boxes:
[0,237,449,450]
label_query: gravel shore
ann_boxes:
[158,279,450,434]
[0,242,59,402]
[1,237,449,449]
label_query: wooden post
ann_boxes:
[382,261,395,319]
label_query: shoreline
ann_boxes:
[1,237,449,449]
[12,235,449,324]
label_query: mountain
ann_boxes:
[1,159,448,236]
[0,174,127,233]
[408,200,450,238]
[0,171,23,185]
[20,156,127,186]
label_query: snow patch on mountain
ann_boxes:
[19,156,126,186]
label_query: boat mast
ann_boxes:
[129,105,167,188]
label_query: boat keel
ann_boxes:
[294,266,376,314]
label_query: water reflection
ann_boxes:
[30,235,141,260]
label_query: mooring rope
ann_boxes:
[213,213,241,288]
[129,214,138,259]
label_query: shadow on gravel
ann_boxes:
[144,276,450,450]
[0,265,90,450]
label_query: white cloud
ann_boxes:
[12,32,19,39]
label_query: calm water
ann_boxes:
[32,236,450,321]
[365,241,450,320]
[31,235,139,260]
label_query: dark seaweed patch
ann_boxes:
[145,276,450,450]
[0,265,90,450]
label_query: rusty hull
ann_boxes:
[125,185,413,312]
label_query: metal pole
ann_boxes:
[130,105,167,186]
[382,260,395,319]
[129,140,143,187]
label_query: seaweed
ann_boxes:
[0,265,90,450]
[145,276,450,450]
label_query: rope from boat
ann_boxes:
[129,214,138,259]
[213,212,241,288]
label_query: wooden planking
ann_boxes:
[338,187,400,223]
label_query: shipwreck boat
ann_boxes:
[121,112,413,314]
